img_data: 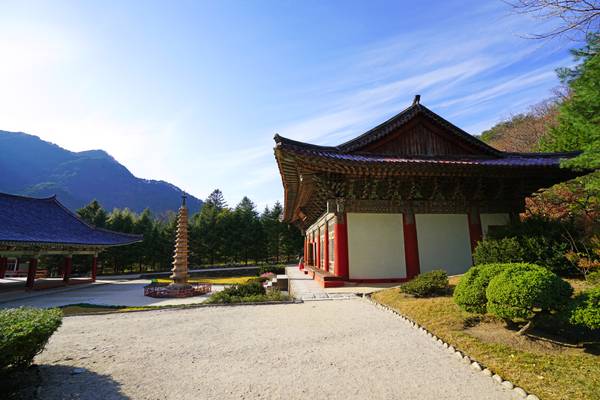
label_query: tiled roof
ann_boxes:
[335,103,501,155]
[0,193,142,246]
[275,140,575,168]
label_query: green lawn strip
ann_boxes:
[154,276,256,285]
[371,288,600,400]
[60,296,295,316]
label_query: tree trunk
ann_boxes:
[517,320,534,336]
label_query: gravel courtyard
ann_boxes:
[33,299,521,400]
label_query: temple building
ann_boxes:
[0,192,142,290]
[274,97,581,287]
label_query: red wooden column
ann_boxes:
[91,255,98,282]
[0,257,7,279]
[63,255,73,284]
[323,223,329,272]
[468,208,483,254]
[333,213,349,278]
[303,236,307,263]
[26,257,38,289]
[316,227,321,269]
[403,211,420,280]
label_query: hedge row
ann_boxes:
[0,307,63,374]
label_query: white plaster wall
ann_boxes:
[347,213,406,279]
[480,213,510,238]
[415,214,472,276]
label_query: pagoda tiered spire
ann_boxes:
[169,194,190,288]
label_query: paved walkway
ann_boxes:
[287,266,366,300]
[31,300,521,400]
[286,266,400,300]
[0,280,223,308]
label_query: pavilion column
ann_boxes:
[313,232,319,267]
[26,257,38,290]
[63,255,73,284]
[323,223,329,272]
[403,210,420,279]
[468,208,483,255]
[0,257,7,279]
[91,254,98,282]
[304,236,308,265]
[333,213,349,278]
[316,227,321,269]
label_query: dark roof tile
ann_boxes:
[0,193,142,246]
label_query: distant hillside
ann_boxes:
[479,101,559,152]
[0,130,202,215]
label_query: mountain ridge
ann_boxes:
[0,130,202,215]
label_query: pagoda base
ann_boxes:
[143,282,212,298]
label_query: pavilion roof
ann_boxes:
[0,192,142,247]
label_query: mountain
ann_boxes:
[0,130,202,215]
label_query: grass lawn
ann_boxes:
[154,276,256,285]
[371,277,600,400]
[60,304,157,316]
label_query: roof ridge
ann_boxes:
[0,192,57,201]
[274,134,338,151]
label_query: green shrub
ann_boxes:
[258,265,286,275]
[587,270,600,286]
[473,217,574,275]
[569,287,600,330]
[207,281,289,303]
[0,308,63,373]
[224,281,265,297]
[400,270,449,297]
[473,237,525,265]
[486,264,573,323]
[453,263,520,313]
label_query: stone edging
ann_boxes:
[363,295,540,400]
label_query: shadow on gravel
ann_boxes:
[1,364,129,400]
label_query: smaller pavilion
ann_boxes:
[0,192,142,290]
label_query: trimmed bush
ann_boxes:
[207,281,290,303]
[587,270,600,286]
[569,287,600,330]
[486,264,573,323]
[473,238,525,265]
[400,270,449,297]
[453,263,522,313]
[473,217,574,275]
[0,307,63,373]
[258,265,286,275]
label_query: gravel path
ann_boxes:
[33,300,520,400]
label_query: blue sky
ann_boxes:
[0,1,579,209]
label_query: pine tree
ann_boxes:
[541,33,600,176]
[77,200,107,227]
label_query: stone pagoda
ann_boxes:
[169,194,191,289]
